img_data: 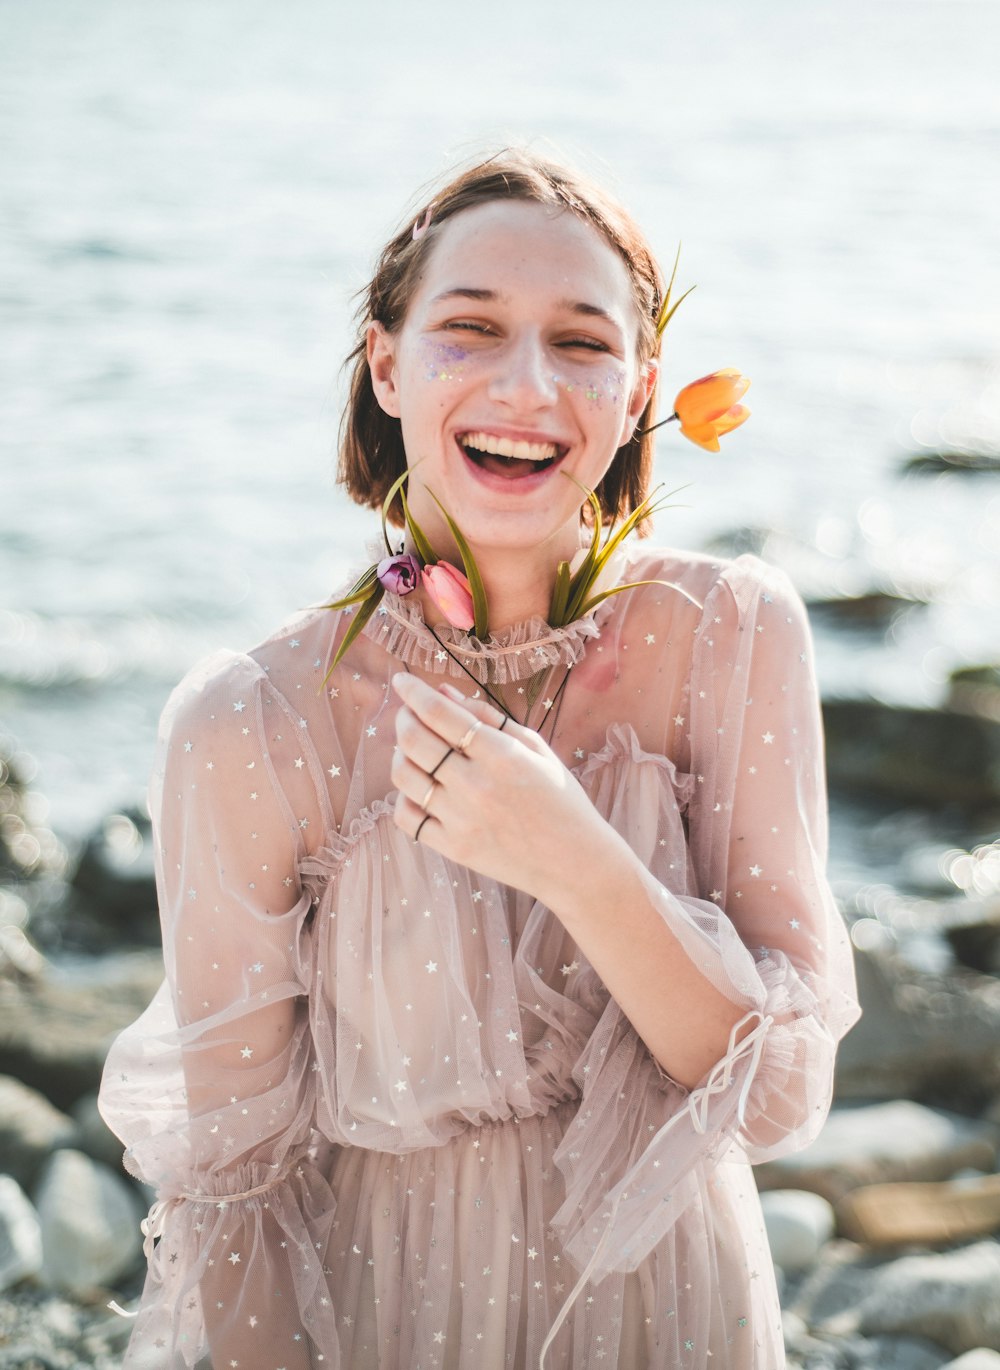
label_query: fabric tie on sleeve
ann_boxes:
[538,1009,773,1369]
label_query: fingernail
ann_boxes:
[392,673,413,692]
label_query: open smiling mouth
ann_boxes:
[459,431,565,478]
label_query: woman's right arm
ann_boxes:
[99,652,336,1368]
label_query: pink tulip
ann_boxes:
[422,561,475,630]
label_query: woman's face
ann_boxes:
[368,199,656,563]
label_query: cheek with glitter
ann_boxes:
[604,370,626,406]
[552,369,627,407]
[420,340,468,383]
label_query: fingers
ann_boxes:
[392,673,512,762]
[391,675,514,848]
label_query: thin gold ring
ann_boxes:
[457,719,482,753]
[420,779,436,812]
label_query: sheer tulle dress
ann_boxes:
[99,546,860,1369]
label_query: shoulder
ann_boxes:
[157,649,272,753]
[623,546,803,622]
[161,595,339,742]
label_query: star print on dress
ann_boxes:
[97,549,858,1370]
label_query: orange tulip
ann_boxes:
[673,369,751,452]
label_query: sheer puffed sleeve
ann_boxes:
[543,556,860,1318]
[99,651,339,1369]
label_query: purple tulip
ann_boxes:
[376,553,422,596]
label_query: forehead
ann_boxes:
[412,199,637,321]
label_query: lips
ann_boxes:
[458,430,566,479]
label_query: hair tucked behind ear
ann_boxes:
[338,149,665,530]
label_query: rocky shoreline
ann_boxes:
[2,607,1000,1368]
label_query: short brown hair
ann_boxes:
[338,149,666,529]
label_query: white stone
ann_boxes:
[0,1173,43,1291]
[35,1148,144,1294]
[943,1353,1000,1369]
[852,1241,1000,1356]
[756,1100,998,1202]
[760,1189,836,1273]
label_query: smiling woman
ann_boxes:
[98,148,859,1370]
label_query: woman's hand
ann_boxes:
[390,672,607,906]
[391,671,750,1087]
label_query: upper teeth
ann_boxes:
[461,432,558,461]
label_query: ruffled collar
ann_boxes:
[358,546,626,685]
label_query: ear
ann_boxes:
[367,322,401,418]
[622,358,659,443]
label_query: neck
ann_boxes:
[405,528,585,632]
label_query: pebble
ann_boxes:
[756,1099,999,1203]
[0,1174,43,1292]
[850,1241,1000,1355]
[36,1148,144,1295]
[71,1089,128,1170]
[0,1073,79,1190]
[761,1189,836,1273]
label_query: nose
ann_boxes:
[487,331,559,412]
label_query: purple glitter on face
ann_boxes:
[421,340,468,383]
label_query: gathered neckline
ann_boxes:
[360,590,619,684]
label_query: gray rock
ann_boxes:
[0,951,163,1111]
[943,1352,1000,1369]
[948,666,1000,725]
[0,1174,43,1291]
[0,1075,79,1190]
[35,1148,144,1295]
[71,1090,126,1170]
[844,1335,951,1369]
[821,699,1000,809]
[70,806,159,940]
[825,1241,1000,1356]
[756,1100,998,1205]
[834,948,1000,1105]
[903,450,1000,475]
[761,1189,836,1272]
[790,1239,886,1327]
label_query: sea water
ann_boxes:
[1,0,999,868]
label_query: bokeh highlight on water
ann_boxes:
[2,0,999,870]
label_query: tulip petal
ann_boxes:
[714,404,751,438]
[423,562,476,631]
[678,421,722,453]
[674,369,751,426]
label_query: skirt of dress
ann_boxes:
[319,1098,784,1370]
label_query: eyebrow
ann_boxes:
[429,288,625,332]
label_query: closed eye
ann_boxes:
[443,320,493,335]
[558,336,610,353]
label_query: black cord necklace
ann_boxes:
[427,625,573,743]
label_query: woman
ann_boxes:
[99,150,860,1368]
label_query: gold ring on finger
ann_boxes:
[420,779,437,812]
[457,719,482,753]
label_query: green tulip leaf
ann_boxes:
[321,583,385,688]
[427,489,489,637]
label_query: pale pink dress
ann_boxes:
[99,546,860,1369]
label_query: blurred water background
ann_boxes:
[2,0,999,882]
